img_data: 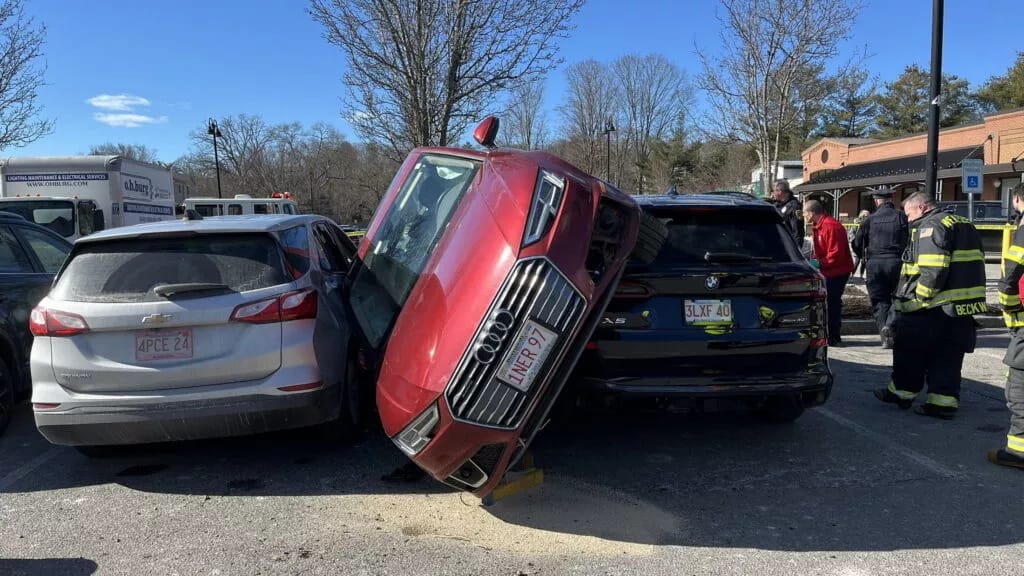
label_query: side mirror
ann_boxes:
[473,116,500,149]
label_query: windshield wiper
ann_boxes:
[704,251,773,263]
[153,283,232,298]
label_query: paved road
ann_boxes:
[1,332,1022,576]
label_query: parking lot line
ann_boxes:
[816,407,963,480]
[0,446,62,492]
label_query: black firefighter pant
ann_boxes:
[866,256,902,334]
[891,308,976,405]
[1005,368,1024,454]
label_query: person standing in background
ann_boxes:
[772,179,804,248]
[852,189,908,349]
[803,200,855,346]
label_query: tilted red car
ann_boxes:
[347,118,641,496]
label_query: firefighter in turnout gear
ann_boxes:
[873,192,986,419]
[991,182,1024,469]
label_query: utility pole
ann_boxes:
[924,0,944,200]
[603,120,616,183]
[208,118,224,199]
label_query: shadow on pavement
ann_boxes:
[0,558,98,576]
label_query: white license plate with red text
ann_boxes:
[496,320,558,393]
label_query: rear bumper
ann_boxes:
[34,388,335,446]
[576,370,833,405]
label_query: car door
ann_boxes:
[308,221,354,385]
[1,225,70,391]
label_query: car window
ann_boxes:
[634,207,797,269]
[228,204,243,215]
[254,204,269,214]
[0,200,76,237]
[194,204,221,217]
[18,226,70,274]
[51,234,290,303]
[313,222,350,272]
[0,227,34,273]
[278,225,311,277]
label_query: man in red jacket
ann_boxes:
[804,200,855,346]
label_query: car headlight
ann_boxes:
[392,403,440,456]
[522,170,565,247]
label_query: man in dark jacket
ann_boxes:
[992,182,1024,469]
[771,179,804,248]
[873,192,986,420]
[852,188,909,348]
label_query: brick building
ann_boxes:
[794,108,1024,219]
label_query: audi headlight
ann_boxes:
[523,170,565,247]
[393,403,440,456]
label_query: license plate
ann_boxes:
[135,328,193,361]
[684,299,733,325]
[496,320,559,393]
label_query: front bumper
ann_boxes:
[576,370,833,405]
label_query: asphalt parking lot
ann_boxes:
[1,331,1022,576]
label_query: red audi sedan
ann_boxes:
[347,118,641,496]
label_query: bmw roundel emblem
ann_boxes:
[705,276,720,290]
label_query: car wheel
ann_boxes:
[313,361,364,444]
[0,357,13,436]
[758,395,805,423]
[631,211,668,266]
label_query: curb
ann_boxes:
[840,316,1004,336]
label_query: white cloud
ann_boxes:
[87,94,152,111]
[92,113,168,128]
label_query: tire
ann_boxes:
[0,357,12,436]
[631,211,668,265]
[758,395,805,423]
[312,361,364,444]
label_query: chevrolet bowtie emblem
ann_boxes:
[141,313,172,325]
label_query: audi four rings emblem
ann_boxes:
[705,276,719,289]
[474,309,516,364]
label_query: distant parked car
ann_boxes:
[940,200,1009,258]
[0,212,71,434]
[30,214,363,451]
[571,193,833,422]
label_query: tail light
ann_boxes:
[614,281,653,299]
[29,307,90,337]
[810,338,828,348]
[769,277,825,300]
[231,289,317,324]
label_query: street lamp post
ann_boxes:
[207,118,224,199]
[603,120,616,183]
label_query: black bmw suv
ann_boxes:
[573,194,833,421]
[0,212,71,434]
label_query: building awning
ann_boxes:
[795,146,992,193]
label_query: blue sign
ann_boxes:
[962,158,984,195]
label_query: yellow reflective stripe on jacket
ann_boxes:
[916,284,938,299]
[1008,435,1024,454]
[902,263,919,276]
[1006,245,1024,265]
[917,253,949,267]
[999,291,1020,307]
[1003,311,1024,328]
[950,249,984,263]
[898,286,988,313]
[888,381,918,400]
[926,393,959,408]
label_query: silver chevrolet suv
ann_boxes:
[30,214,362,451]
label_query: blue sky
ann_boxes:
[12,0,1023,163]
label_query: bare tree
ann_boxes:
[503,79,548,149]
[309,0,584,158]
[0,0,52,151]
[88,142,161,164]
[613,54,693,194]
[697,0,862,195]
[559,60,620,178]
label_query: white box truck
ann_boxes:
[0,155,176,242]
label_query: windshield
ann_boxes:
[0,200,76,237]
[632,207,798,270]
[349,153,481,348]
